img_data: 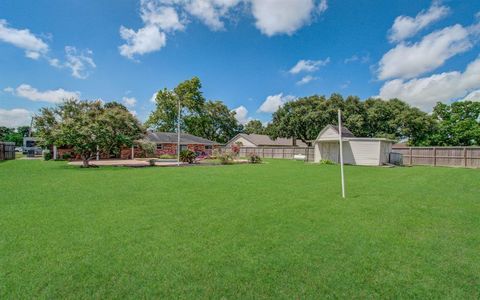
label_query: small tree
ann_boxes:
[34,99,144,167]
[136,139,156,157]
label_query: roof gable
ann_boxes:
[228,133,308,147]
[316,124,355,140]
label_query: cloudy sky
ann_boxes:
[1,0,479,127]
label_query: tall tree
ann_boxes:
[34,99,144,167]
[146,77,205,132]
[269,94,435,146]
[429,101,480,146]
[243,120,265,134]
[146,77,241,142]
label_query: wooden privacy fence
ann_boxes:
[0,142,15,161]
[236,147,315,162]
[392,147,480,168]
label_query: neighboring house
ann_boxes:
[226,133,308,148]
[54,132,222,160]
[120,132,222,159]
[23,137,42,156]
[313,125,395,166]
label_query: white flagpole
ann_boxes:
[338,109,346,199]
[177,94,181,167]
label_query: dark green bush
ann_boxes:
[180,150,196,164]
[43,151,52,161]
[247,153,262,164]
[62,153,72,160]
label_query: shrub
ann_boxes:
[320,159,335,165]
[210,148,221,159]
[62,153,72,160]
[43,150,52,161]
[136,139,156,157]
[219,152,234,165]
[247,153,262,164]
[231,144,240,157]
[180,150,196,164]
[159,154,176,159]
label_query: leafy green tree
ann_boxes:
[34,99,144,167]
[429,101,480,146]
[146,77,241,143]
[200,100,242,143]
[0,127,30,146]
[17,126,31,138]
[0,126,13,140]
[146,77,205,132]
[269,94,435,146]
[243,120,265,134]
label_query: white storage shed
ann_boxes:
[313,125,395,166]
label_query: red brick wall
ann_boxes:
[119,143,220,159]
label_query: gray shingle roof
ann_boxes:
[329,125,355,137]
[146,132,221,145]
[235,134,308,147]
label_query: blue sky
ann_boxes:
[1,0,479,127]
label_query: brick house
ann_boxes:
[53,132,222,160]
[120,132,222,159]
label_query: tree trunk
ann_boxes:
[82,158,90,168]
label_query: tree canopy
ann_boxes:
[243,120,265,134]
[268,94,436,146]
[0,126,31,146]
[34,99,144,167]
[146,77,242,143]
[428,101,480,146]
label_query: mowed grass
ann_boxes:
[1,159,479,298]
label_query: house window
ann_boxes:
[205,145,213,150]
[180,144,188,151]
[156,144,163,150]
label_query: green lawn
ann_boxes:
[1,160,479,298]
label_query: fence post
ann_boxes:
[409,147,413,166]
[464,147,467,168]
[433,147,436,167]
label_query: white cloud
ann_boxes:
[344,53,369,64]
[6,84,80,104]
[119,25,167,59]
[0,19,49,59]
[250,0,322,36]
[119,0,328,56]
[377,57,480,110]
[296,75,317,85]
[233,105,251,124]
[122,96,137,107]
[389,2,449,43]
[289,58,329,74]
[257,93,296,113]
[64,46,96,79]
[141,2,185,31]
[119,0,186,59]
[0,108,32,127]
[318,0,328,13]
[150,92,158,103]
[185,0,241,31]
[462,89,480,101]
[378,24,473,80]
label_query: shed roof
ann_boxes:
[230,133,308,147]
[146,132,221,145]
